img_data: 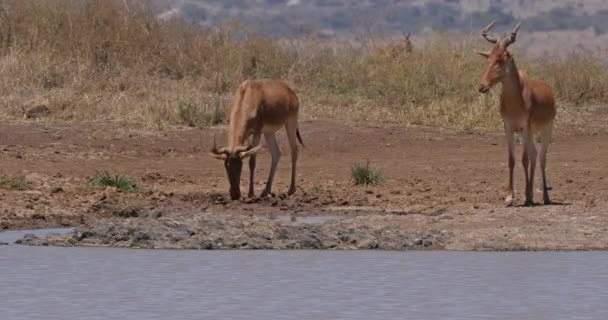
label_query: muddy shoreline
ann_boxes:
[2,120,608,250]
[15,210,447,250]
[12,197,608,251]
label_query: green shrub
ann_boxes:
[89,171,137,191]
[351,162,385,185]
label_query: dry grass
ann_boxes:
[0,0,606,131]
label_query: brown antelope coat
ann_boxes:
[477,21,557,206]
[210,79,303,200]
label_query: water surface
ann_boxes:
[1,232,607,320]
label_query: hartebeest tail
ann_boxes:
[477,21,557,207]
[210,79,302,200]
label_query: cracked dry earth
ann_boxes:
[1,119,608,250]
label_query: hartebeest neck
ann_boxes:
[500,58,526,114]
[226,106,259,152]
[227,117,247,151]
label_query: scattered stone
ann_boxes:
[32,213,46,220]
[147,208,163,219]
[51,187,64,194]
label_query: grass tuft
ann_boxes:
[89,171,138,192]
[0,175,31,191]
[351,161,384,185]
[178,98,224,128]
[310,184,323,195]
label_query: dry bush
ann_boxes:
[0,0,605,131]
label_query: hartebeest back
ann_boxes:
[210,79,303,200]
[477,21,557,206]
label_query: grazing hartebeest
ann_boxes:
[477,21,557,207]
[210,79,303,200]
[373,32,413,58]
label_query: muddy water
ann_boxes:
[1,231,608,320]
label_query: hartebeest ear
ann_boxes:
[476,50,490,58]
[239,145,262,159]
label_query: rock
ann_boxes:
[32,213,45,220]
[50,187,64,194]
[147,208,163,219]
[132,231,152,241]
[199,239,218,249]
[24,104,51,119]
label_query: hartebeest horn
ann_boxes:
[481,20,498,44]
[502,22,521,48]
[210,134,229,158]
[233,145,248,154]
[403,32,411,40]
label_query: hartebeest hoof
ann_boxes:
[543,189,552,205]
[288,187,296,196]
[524,199,534,207]
[504,195,514,207]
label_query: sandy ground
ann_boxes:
[1,119,608,250]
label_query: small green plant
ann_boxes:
[0,175,31,191]
[351,161,384,185]
[89,171,137,192]
[310,184,323,195]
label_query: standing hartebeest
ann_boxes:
[210,79,303,200]
[477,21,557,207]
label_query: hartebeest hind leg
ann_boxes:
[522,126,537,206]
[504,123,516,207]
[261,132,280,198]
[248,133,262,198]
[539,124,553,204]
[285,118,299,195]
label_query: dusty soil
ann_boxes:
[2,119,608,250]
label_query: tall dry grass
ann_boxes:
[0,0,606,131]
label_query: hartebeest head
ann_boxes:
[210,136,261,200]
[477,21,521,93]
[401,32,413,53]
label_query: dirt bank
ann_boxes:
[2,120,608,250]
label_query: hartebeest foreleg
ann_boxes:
[248,132,262,198]
[522,126,537,206]
[504,123,516,206]
[539,124,553,204]
[261,132,281,198]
